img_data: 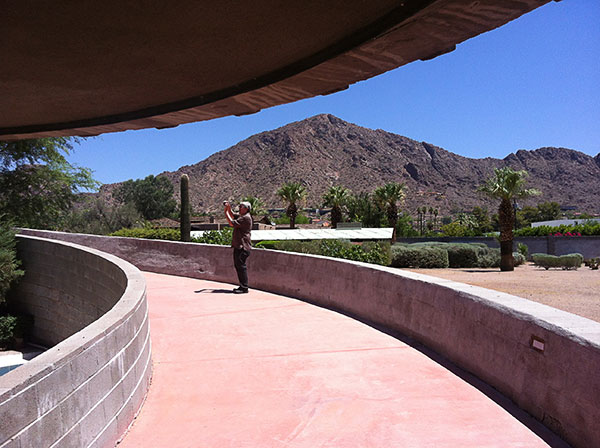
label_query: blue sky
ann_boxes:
[70,0,599,186]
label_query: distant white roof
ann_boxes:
[190,228,394,241]
[531,218,599,228]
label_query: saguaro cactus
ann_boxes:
[180,174,191,242]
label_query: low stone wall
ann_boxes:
[0,235,151,448]
[17,230,600,448]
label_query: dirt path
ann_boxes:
[406,263,600,322]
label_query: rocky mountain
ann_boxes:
[100,114,600,216]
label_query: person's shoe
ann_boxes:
[233,287,248,294]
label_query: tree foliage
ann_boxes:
[114,175,177,220]
[478,167,540,271]
[276,182,307,229]
[61,197,143,235]
[241,195,266,216]
[0,138,98,228]
[374,182,406,239]
[346,192,385,228]
[322,185,350,228]
[0,220,24,305]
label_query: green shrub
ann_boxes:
[512,252,526,266]
[440,222,477,237]
[0,222,24,305]
[254,240,279,250]
[532,253,583,270]
[445,244,478,268]
[517,243,528,259]
[393,242,500,268]
[474,252,499,268]
[0,315,17,348]
[515,222,600,237]
[391,245,449,268]
[192,227,233,246]
[255,239,390,266]
[586,258,599,270]
[362,241,392,266]
[561,253,583,270]
[110,227,180,240]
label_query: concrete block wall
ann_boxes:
[17,230,600,448]
[0,235,151,448]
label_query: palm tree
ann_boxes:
[322,185,350,229]
[276,182,307,229]
[478,167,540,271]
[241,195,266,216]
[374,182,406,240]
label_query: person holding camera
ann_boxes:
[224,201,252,294]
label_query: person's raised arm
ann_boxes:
[224,201,235,226]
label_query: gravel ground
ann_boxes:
[406,263,600,323]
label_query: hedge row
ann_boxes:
[390,245,449,268]
[391,242,505,269]
[515,222,600,237]
[255,240,391,266]
[531,253,583,270]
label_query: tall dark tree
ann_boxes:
[276,182,307,229]
[114,175,177,220]
[536,201,561,222]
[180,174,191,242]
[322,185,350,229]
[346,192,385,228]
[479,167,540,271]
[374,182,406,240]
[0,137,97,228]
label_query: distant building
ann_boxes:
[531,218,600,228]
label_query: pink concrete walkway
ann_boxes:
[119,272,557,447]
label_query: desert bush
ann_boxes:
[394,242,500,268]
[445,244,478,268]
[391,245,449,268]
[517,242,528,259]
[512,252,526,266]
[531,253,583,270]
[586,258,599,270]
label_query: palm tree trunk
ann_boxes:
[388,205,397,241]
[331,206,341,229]
[498,198,514,271]
[288,203,297,229]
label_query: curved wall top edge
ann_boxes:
[0,234,147,394]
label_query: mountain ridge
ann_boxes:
[99,114,600,215]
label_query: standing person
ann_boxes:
[224,201,252,293]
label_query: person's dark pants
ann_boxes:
[233,248,250,290]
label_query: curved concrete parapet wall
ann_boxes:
[17,230,600,448]
[0,235,151,448]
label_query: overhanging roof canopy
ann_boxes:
[1,0,552,140]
